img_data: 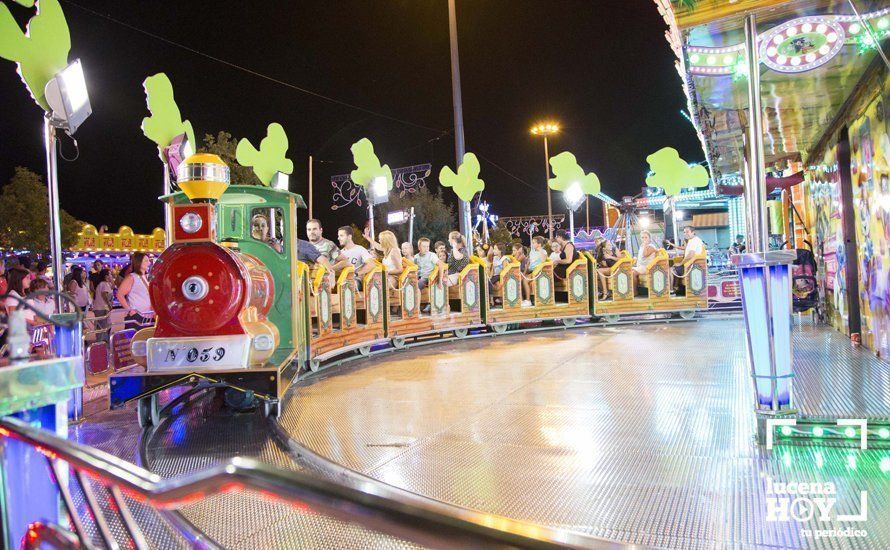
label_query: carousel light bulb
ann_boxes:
[773,34,784,45]
[879,18,889,30]
[706,55,717,65]
[826,32,838,43]
[805,53,816,63]
[690,53,700,63]
[776,55,788,65]
[819,45,830,55]
[767,46,778,57]
[723,54,734,65]
[817,23,829,34]
[786,27,798,37]
[790,56,802,66]
[844,427,856,438]
[781,425,792,436]
[879,428,890,439]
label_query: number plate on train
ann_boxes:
[146,336,251,371]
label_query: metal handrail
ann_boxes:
[0,416,632,549]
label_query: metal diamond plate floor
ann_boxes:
[281,319,890,549]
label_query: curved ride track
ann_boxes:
[276,318,890,549]
[74,317,889,548]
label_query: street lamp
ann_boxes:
[563,181,584,242]
[531,121,560,239]
[367,175,390,239]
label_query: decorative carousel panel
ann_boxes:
[368,278,382,323]
[570,271,587,302]
[404,284,417,316]
[505,276,521,307]
[689,265,706,296]
[342,284,355,327]
[319,288,331,328]
[537,276,553,305]
[463,272,479,312]
[433,283,447,314]
[651,268,668,297]
[615,271,631,299]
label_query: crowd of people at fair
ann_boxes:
[1,251,154,340]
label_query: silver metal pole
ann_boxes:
[369,202,375,241]
[448,0,473,244]
[569,209,575,243]
[163,163,172,247]
[744,14,769,253]
[43,116,64,312]
[544,135,553,241]
[408,206,415,245]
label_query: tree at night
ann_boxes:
[0,167,83,251]
[199,131,262,186]
[371,186,455,246]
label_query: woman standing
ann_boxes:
[91,269,115,341]
[66,266,91,312]
[4,266,32,317]
[117,252,153,331]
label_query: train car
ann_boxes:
[109,154,306,425]
[588,248,708,322]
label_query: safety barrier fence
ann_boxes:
[0,415,627,550]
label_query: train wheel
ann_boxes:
[359,346,371,357]
[308,359,321,373]
[263,399,280,419]
[137,395,160,428]
[392,337,406,350]
[679,310,696,320]
[561,318,577,327]
[224,389,256,412]
[603,315,620,324]
[454,328,469,339]
[491,324,508,334]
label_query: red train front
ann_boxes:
[131,154,279,372]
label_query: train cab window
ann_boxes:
[250,207,285,253]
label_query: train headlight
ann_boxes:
[179,212,203,234]
[182,276,209,301]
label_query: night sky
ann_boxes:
[0,0,701,235]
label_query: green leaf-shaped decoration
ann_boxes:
[0,0,71,110]
[439,152,484,202]
[645,147,709,196]
[141,73,195,160]
[236,122,294,186]
[350,138,393,190]
[547,151,601,195]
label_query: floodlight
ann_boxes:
[272,171,289,191]
[165,133,193,176]
[674,210,685,220]
[387,210,409,225]
[639,216,651,229]
[369,176,390,205]
[45,59,92,135]
[564,182,585,211]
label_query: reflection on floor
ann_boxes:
[282,319,889,549]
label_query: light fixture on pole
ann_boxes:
[563,181,585,242]
[272,171,290,191]
[163,133,194,247]
[367,175,390,239]
[44,58,92,313]
[531,121,560,240]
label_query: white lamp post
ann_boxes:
[368,176,390,240]
[564,182,585,243]
[43,58,92,312]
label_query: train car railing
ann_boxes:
[528,261,556,307]
[560,257,590,306]
[336,267,358,330]
[389,258,420,320]
[0,416,625,549]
